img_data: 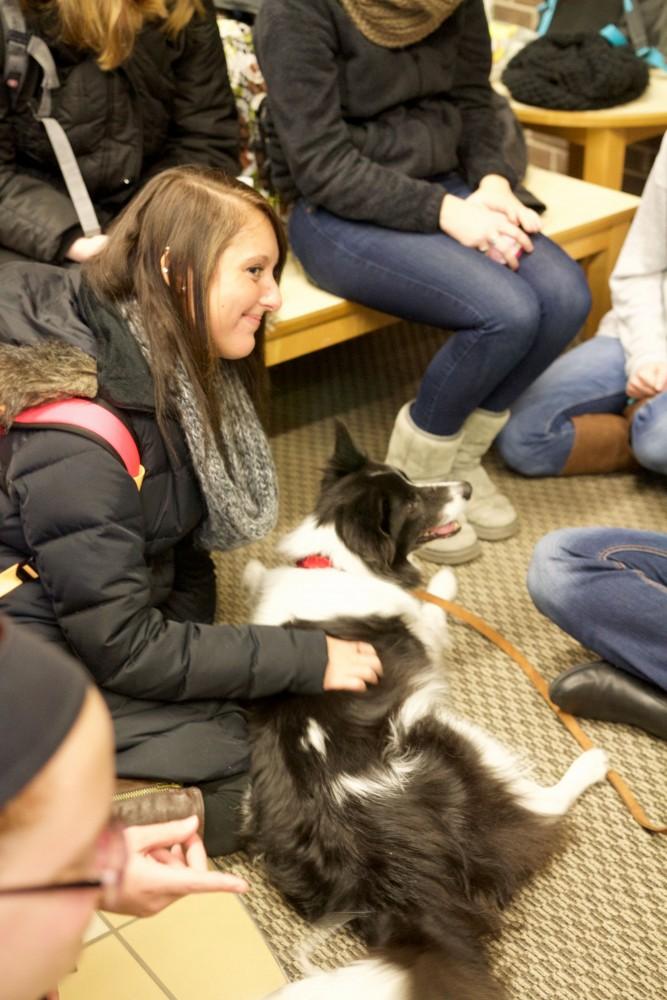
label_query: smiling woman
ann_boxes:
[206,212,282,360]
[0,165,382,858]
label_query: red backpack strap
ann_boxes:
[13,399,145,490]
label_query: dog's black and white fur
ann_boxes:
[242,423,608,1000]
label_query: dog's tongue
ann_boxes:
[431,521,459,538]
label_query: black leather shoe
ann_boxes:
[549,660,667,741]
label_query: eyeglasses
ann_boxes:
[0,820,127,906]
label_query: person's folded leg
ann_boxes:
[630,391,667,475]
[498,336,628,476]
[528,527,667,693]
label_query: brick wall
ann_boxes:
[491,0,660,191]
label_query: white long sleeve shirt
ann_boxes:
[597,131,667,378]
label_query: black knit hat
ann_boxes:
[0,616,90,809]
[502,33,649,111]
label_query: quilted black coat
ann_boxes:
[0,263,327,782]
[0,0,239,263]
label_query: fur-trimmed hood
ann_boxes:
[0,340,97,428]
[0,262,155,428]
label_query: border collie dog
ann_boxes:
[243,423,608,1000]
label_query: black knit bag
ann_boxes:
[502,33,649,111]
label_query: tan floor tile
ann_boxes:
[60,934,167,999]
[100,909,139,929]
[120,893,287,1000]
[82,912,112,944]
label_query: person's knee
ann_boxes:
[501,290,541,343]
[633,434,667,474]
[632,406,667,474]
[497,415,563,476]
[487,289,542,368]
[535,243,592,330]
[527,529,577,617]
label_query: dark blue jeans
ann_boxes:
[289,175,592,435]
[528,528,667,692]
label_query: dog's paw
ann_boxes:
[426,567,457,602]
[573,747,610,787]
[242,558,266,597]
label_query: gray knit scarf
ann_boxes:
[121,303,278,552]
[338,0,465,47]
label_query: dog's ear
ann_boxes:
[377,493,411,565]
[376,494,398,567]
[326,420,368,480]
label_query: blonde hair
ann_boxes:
[34,0,204,70]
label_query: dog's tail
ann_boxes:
[264,947,506,1000]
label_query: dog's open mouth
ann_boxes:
[418,520,461,544]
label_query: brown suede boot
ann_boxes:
[561,413,640,475]
[112,778,205,832]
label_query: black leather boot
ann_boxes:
[549,660,667,741]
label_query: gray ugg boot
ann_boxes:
[449,408,518,540]
[385,402,481,564]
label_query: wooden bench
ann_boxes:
[265,165,640,367]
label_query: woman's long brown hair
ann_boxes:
[27,0,203,70]
[84,166,287,450]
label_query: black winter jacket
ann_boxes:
[0,0,239,263]
[0,263,327,781]
[254,0,518,233]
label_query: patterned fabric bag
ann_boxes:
[218,16,271,196]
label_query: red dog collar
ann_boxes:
[296,555,334,569]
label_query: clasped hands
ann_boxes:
[439,174,542,271]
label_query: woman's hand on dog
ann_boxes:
[323,636,383,692]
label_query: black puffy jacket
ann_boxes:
[0,263,327,781]
[0,0,239,263]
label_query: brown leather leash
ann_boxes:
[415,589,667,834]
